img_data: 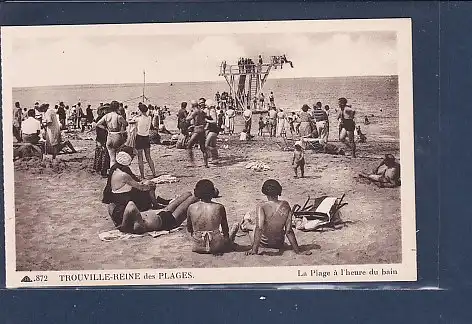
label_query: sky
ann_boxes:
[11,31,397,87]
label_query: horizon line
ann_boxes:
[13,74,398,90]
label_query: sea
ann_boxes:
[12,76,399,139]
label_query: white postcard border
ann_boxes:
[2,18,416,288]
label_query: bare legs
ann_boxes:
[164,192,198,225]
[107,146,117,166]
[51,141,77,159]
[144,148,156,177]
[137,148,157,179]
[187,132,208,167]
[205,132,219,164]
[339,128,356,158]
[293,162,305,178]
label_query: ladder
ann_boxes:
[248,74,258,109]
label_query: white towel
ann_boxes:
[245,161,271,171]
[99,226,183,241]
[150,174,179,184]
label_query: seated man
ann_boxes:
[359,154,400,188]
[241,179,310,255]
[102,146,193,234]
[187,179,238,254]
[22,109,41,144]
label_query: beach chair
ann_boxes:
[292,194,348,231]
[301,136,324,151]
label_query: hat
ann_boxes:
[116,151,132,166]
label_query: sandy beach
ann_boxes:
[14,115,401,271]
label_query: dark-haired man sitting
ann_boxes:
[22,109,41,144]
[187,179,238,254]
[241,179,310,255]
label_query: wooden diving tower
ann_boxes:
[219,55,294,111]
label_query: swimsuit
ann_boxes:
[102,164,151,229]
[106,131,125,149]
[191,125,206,149]
[192,230,225,253]
[135,135,150,150]
[108,188,153,228]
[159,210,177,231]
[341,119,355,132]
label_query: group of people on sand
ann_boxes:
[177,98,221,167]
[93,100,170,179]
[256,97,356,157]
[13,101,77,159]
[214,91,235,110]
[102,146,312,255]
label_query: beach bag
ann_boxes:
[292,194,348,231]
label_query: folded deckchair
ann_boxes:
[292,194,348,231]
[301,136,324,151]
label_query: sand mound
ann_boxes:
[14,144,43,160]
[14,157,69,174]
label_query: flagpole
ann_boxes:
[142,70,146,102]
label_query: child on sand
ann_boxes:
[292,141,305,178]
[258,116,265,136]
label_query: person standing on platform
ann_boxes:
[269,91,275,108]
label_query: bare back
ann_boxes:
[102,112,126,132]
[188,201,224,231]
[258,200,291,246]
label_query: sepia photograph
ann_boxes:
[3,19,416,287]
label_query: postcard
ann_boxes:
[2,18,415,287]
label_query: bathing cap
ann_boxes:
[116,151,132,166]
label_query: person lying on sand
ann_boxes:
[187,179,239,255]
[102,146,186,233]
[239,179,311,255]
[359,154,400,188]
[112,191,197,234]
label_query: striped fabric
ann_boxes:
[312,109,328,122]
